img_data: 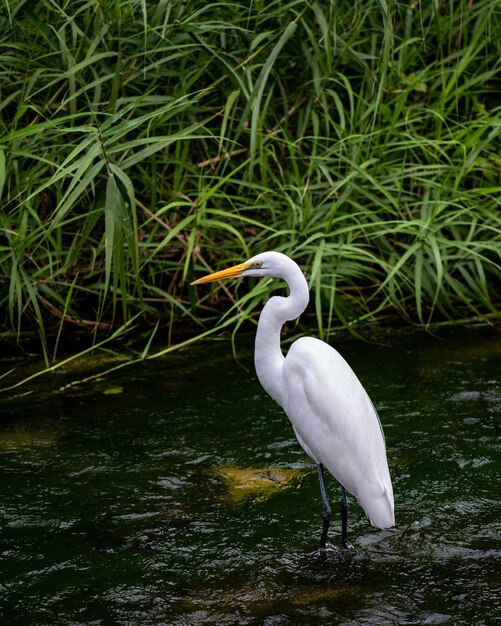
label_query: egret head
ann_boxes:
[191,251,298,284]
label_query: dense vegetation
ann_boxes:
[1,0,500,364]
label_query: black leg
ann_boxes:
[317,463,331,550]
[340,485,351,549]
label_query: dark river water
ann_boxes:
[0,325,500,625]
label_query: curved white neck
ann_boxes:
[254,267,309,406]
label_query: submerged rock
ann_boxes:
[211,466,302,502]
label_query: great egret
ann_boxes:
[192,251,394,549]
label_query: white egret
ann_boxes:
[192,251,394,549]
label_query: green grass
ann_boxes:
[0,0,500,368]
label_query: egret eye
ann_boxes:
[251,262,263,269]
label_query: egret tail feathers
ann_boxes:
[364,483,395,529]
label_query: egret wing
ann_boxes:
[282,337,394,527]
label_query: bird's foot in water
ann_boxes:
[311,543,341,559]
[313,542,337,558]
[312,540,355,559]
[320,541,337,554]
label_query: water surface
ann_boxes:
[0,326,500,624]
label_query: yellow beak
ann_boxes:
[191,261,250,285]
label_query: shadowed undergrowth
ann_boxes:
[0,0,500,370]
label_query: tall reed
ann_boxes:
[0,0,500,364]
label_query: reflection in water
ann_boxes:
[0,326,500,624]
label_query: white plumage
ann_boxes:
[192,250,394,547]
[283,337,394,529]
